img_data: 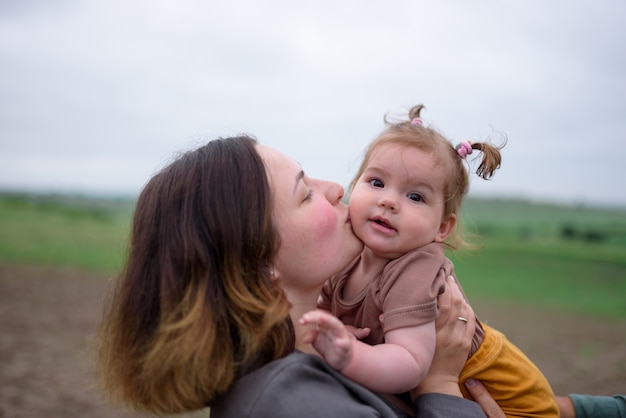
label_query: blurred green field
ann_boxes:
[0,193,133,273]
[449,198,626,319]
[1,193,625,318]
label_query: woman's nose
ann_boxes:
[321,180,345,204]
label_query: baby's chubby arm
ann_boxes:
[347,322,436,394]
[300,310,435,394]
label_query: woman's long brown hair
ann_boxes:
[95,136,294,414]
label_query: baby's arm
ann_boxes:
[300,310,436,394]
[347,321,436,394]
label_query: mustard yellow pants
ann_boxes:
[459,324,559,417]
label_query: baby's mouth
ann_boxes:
[373,218,393,230]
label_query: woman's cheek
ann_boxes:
[311,205,340,242]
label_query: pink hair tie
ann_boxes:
[455,141,473,159]
[411,117,423,126]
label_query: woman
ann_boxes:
[95,135,496,417]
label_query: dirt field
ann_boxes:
[1,263,625,417]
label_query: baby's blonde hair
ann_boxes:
[351,104,505,250]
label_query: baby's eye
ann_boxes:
[408,192,424,202]
[369,179,384,188]
[303,189,313,202]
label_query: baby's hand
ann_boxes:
[299,310,354,371]
[344,325,371,340]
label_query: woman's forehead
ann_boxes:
[256,144,303,192]
[257,143,299,170]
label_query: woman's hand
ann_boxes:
[412,275,506,417]
[555,395,575,418]
[465,379,506,418]
[410,275,475,399]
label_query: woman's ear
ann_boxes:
[434,214,456,243]
[268,268,280,281]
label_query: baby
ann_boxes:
[301,104,558,417]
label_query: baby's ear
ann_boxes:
[434,214,456,243]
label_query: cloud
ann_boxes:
[1,0,625,207]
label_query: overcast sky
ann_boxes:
[1,1,625,208]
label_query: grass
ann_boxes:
[449,241,626,318]
[448,198,626,319]
[0,193,133,273]
[1,193,625,318]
